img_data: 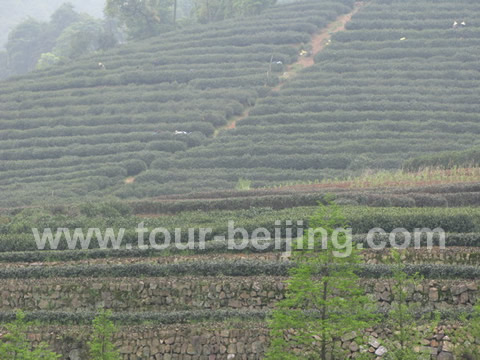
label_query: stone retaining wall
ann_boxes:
[0,277,477,312]
[28,323,268,360]
[23,323,468,360]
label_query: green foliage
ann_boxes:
[36,52,62,70]
[79,200,132,218]
[403,147,480,172]
[0,204,479,252]
[0,0,105,51]
[136,0,480,197]
[48,3,83,32]
[1,231,480,264]
[105,0,176,39]
[266,202,378,359]
[0,308,473,328]
[88,310,120,360]
[0,50,8,78]
[193,0,277,23]
[450,304,480,359]
[2,0,480,201]
[0,310,60,360]
[1,3,119,79]
[126,181,480,212]
[53,16,117,59]
[146,140,188,152]
[382,250,430,360]
[0,309,268,326]
[123,159,148,176]
[5,4,82,76]
[235,178,252,191]
[4,259,480,280]
[233,0,278,16]
[0,0,349,206]
[5,18,48,76]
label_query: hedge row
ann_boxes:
[403,147,480,171]
[3,173,479,208]
[1,206,479,251]
[0,85,258,112]
[0,308,473,326]
[129,191,480,215]
[250,99,480,116]
[128,181,480,201]
[0,261,479,279]
[0,98,248,123]
[0,310,267,325]
[0,232,478,263]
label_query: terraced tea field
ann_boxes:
[134,0,480,196]
[0,0,355,207]
[2,0,480,206]
[1,181,480,358]
[2,0,480,358]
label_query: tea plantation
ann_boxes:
[137,0,480,197]
[1,181,480,358]
[1,0,480,358]
[2,0,480,206]
[0,0,354,207]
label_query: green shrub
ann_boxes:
[122,159,148,176]
[0,261,479,280]
[0,310,60,359]
[79,201,131,218]
[146,141,187,153]
[88,310,120,360]
[235,178,252,191]
[403,147,480,171]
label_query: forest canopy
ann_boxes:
[0,0,278,79]
[0,3,121,79]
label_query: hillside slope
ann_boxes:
[137,0,480,196]
[0,0,355,207]
[2,0,480,205]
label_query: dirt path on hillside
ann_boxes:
[293,2,364,69]
[213,108,250,137]
[214,2,365,135]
